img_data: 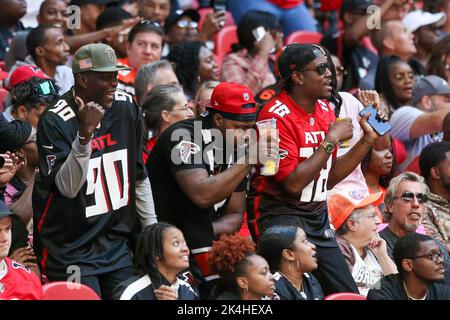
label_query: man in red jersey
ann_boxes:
[0,200,42,300]
[247,43,380,295]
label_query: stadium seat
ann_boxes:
[42,281,101,300]
[285,31,323,45]
[0,88,8,112]
[214,25,238,71]
[324,292,366,300]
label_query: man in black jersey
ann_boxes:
[32,43,157,299]
[148,82,275,297]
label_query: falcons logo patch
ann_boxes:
[176,140,201,164]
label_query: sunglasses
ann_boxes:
[301,63,329,76]
[177,20,198,29]
[139,19,162,28]
[393,191,428,204]
[36,80,56,96]
[409,251,444,263]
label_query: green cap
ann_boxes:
[72,43,131,74]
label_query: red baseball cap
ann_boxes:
[209,82,257,122]
[328,190,384,230]
[0,68,8,81]
[8,65,49,90]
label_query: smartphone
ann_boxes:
[359,105,392,136]
[212,0,226,12]
[252,26,266,43]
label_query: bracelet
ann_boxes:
[77,131,94,141]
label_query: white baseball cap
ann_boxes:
[402,10,447,33]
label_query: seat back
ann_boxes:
[324,292,366,300]
[285,31,323,45]
[214,25,238,71]
[42,281,101,300]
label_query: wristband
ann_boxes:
[77,131,94,141]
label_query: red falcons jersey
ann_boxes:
[0,258,43,300]
[248,90,337,233]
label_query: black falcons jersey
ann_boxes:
[32,89,147,278]
[113,274,199,300]
[273,272,323,300]
[148,114,247,281]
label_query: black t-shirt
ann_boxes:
[367,274,450,300]
[273,272,323,300]
[113,273,198,300]
[0,22,27,61]
[379,226,399,260]
[32,89,146,278]
[148,114,247,280]
[10,215,29,254]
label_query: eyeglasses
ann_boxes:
[176,20,198,29]
[139,19,162,28]
[393,191,428,204]
[301,63,329,76]
[409,251,444,263]
[171,106,191,113]
[335,66,346,76]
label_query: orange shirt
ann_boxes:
[117,57,136,95]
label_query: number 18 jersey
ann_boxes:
[248,90,337,236]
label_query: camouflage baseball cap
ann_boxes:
[72,43,130,74]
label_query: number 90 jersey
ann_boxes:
[247,90,337,230]
[32,89,146,278]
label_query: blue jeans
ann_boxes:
[226,0,318,35]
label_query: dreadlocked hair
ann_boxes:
[208,234,256,295]
[321,45,343,117]
[134,222,177,282]
[168,41,204,99]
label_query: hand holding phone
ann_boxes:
[359,105,392,136]
[212,0,226,12]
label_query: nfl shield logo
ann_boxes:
[243,92,250,101]
[310,117,315,126]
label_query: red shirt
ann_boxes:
[0,257,43,300]
[117,57,137,95]
[249,90,337,212]
[142,137,157,164]
[268,0,303,9]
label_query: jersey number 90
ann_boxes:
[85,149,129,218]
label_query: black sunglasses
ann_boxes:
[409,251,444,263]
[301,63,329,76]
[394,191,428,204]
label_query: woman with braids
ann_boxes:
[141,84,194,164]
[427,35,450,84]
[258,225,323,300]
[375,55,416,116]
[167,41,219,101]
[208,234,276,300]
[113,222,198,300]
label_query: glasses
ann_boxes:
[409,251,444,263]
[393,191,428,204]
[301,63,329,76]
[176,20,198,29]
[364,211,378,220]
[139,19,162,29]
[335,66,346,76]
[171,106,191,113]
[36,80,56,96]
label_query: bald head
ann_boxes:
[371,20,416,60]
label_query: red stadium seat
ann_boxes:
[0,88,8,112]
[285,31,323,45]
[42,281,100,300]
[214,25,238,71]
[324,292,366,300]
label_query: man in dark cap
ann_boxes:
[148,82,277,298]
[247,43,381,295]
[32,43,156,299]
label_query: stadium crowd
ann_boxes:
[0,0,449,301]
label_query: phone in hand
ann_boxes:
[359,105,392,136]
[212,0,226,12]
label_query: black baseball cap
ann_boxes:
[341,0,373,17]
[164,9,200,32]
[0,200,14,220]
[277,43,325,79]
